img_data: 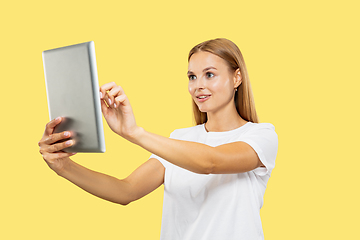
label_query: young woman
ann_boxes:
[38,38,278,240]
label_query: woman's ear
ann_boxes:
[234,68,242,88]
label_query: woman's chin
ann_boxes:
[197,103,213,113]
[198,107,209,113]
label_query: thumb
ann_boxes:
[100,98,109,114]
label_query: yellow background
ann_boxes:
[1,0,359,239]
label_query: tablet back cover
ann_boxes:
[42,41,105,153]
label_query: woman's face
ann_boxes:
[187,51,241,113]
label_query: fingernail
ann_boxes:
[64,132,70,137]
[114,103,117,108]
[66,140,73,146]
[56,117,61,121]
[109,99,112,105]
[99,92,103,98]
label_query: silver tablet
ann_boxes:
[42,41,106,153]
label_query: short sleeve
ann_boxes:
[238,123,278,176]
[148,130,179,169]
[149,153,171,169]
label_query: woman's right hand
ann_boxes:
[38,117,76,175]
[99,82,142,141]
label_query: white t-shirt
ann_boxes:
[150,122,278,240]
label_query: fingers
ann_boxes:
[39,130,75,155]
[40,139,75,155]
[44,117,62,137]
[114,94,127,108]
[99,82,128,108]
[100,95,110,113]
[39,118,77,169]
[99,82,117,106]
[40,131,72,146]
[108,86,127,108]
[99,81,117,95]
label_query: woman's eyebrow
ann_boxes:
[203,66,217,72]
[187,67,217,75]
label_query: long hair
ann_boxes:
[188,38,259,124]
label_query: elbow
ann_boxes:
[202,168,213,175]
[118,201,130,206]
[116,199,132,206]
[194,149,217,174]
[200,159,216,175]
[112,194,133,206]
[114,179,135,206]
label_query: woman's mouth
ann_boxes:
[196,95,211,102]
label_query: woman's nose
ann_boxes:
[195,77,206,90]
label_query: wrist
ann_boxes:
[125,126,146,144]
[56,157,74,178]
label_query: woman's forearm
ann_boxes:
[59,159,133,205]
[132,128,215,174]
[130,127,261,175]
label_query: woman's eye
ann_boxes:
[188,75,197,80]
[206,72,214,78]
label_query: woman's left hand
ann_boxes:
[99,82,142,141]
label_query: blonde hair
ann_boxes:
[188,38,259,124]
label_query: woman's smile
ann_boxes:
[196,94,211,102]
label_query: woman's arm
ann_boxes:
[39,117,165,205]
[60,157,164,205]
[100,83,263,175]
[132,129,262,174]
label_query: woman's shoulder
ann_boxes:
[169,124,204,139]
[247,122,276,131]
[244,122,278,139]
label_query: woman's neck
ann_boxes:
[204,104,247,132]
